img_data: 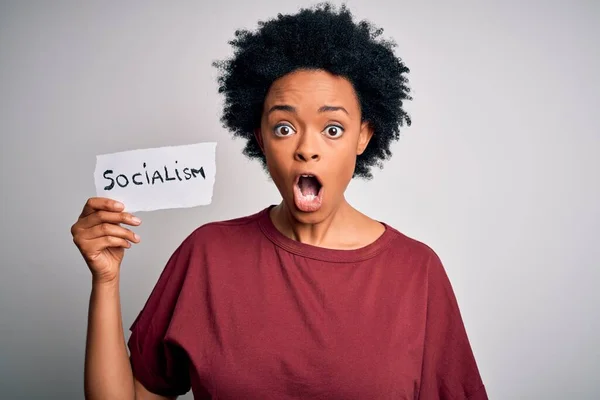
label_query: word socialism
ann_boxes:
[102,161,205,190]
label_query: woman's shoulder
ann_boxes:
[198,208,264,230]
[381,222,443,265]
[180,207,268,248]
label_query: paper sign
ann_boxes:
[94,142,217,212]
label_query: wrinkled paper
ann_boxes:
[94,142,217,212]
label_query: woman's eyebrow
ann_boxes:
[267,104,296,115]
[318,105,349,115]
[266,104,349,115]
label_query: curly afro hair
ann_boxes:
[213,2,412,179]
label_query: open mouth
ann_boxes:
[293,174,323,212]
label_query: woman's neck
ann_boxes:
[269,199,384,250]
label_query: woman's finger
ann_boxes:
[79,223,140,244]
[79,197,125,219]
[79,236,132,255]
[77,210,141,230]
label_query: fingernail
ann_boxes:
[134,233,141,241]
[132,216,141,224]
[114,202,124,210]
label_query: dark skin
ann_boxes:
[71,69,386,400]
[255,69,386,249]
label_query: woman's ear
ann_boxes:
[356,122,374,155]
[254,128,265,153]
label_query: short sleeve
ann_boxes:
[127,239,193,397]
[418,252,488,400]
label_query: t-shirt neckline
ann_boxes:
[257,205,396,263]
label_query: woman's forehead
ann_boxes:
[265,70,359,110]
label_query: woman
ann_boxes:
[71,4,487,399]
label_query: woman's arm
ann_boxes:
[84,279,174,400]
[72,198,183,399]
[84,279,134,399]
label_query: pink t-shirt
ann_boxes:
[128,206,487,399]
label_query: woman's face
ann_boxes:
[256,69,373,223]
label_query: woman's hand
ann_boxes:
[71,197,141,285]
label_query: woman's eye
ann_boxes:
[323,125,344,138]
[274,124,295,137]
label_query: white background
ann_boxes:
[1,1,598,398]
